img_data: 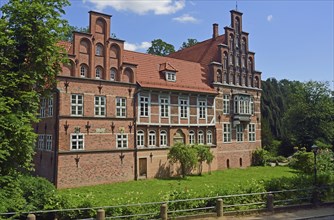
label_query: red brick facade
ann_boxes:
[34,9,262,188]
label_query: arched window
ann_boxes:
[160,130,167,147]
[207,130,212,145]
[254,76,260,88]
[110,68,117,81]
[248,58,253,72]
[148,131,156,147]
[223,73,227,84]
[198,130,204,145]
[189,130,195,144]
[95,66,103,79]
[227,159,230,168]
[229,35,234,50]
[242,38,246,54]
[137,130,144,147]
[96,43,103,56]
[223,52,228,69]
[79,39,90,54]
[239,158,243,167]
[80,64,88,77]
[217,70,222,83]
[96,18,105,34]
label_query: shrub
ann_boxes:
[288,151,313,173]
[252,148,270,166]
[168,143,197,178]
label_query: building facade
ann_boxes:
[34,9,262,188]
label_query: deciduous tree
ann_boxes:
[179,38,198,50]
[147,39,175,56]
[168,143,197,178]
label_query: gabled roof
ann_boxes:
[168,35,225,66]
[123,50,216,94]
[159,62,178,72]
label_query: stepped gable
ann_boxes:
[168,34,225,66]
[123,50,216,94]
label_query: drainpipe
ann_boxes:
[133,86,141,181]
[53,88,60,188]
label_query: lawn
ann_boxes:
[59,166,296,207]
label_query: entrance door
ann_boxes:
[139,158,147,178]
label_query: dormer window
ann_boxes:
[165,71,176,82]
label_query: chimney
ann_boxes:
[213,23,219,38]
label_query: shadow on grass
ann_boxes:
[156,173,207,181]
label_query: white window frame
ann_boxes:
[48,97,53,117]
[198,100,206,119]
[248,124,256,142]
[160,97,169,118]
[179,98,188,118]
[189,130,195,145]
[71,94,83,116]
[110,68,116,81]
[137,130,144,147]
[117,134,128,148]
[80,65,87,77]
[94,96,106,117]
[71,133,84,150]
[236,124,244,142]
[40,98,46,118]
[95,67,102,79]
[165,71,176,82]
[223,123,231,143]
[116,97,126,118]
[160,130,167,147]
[148,131,156,147]
[207,130,212,145]
[140,95,149,117]
[38,134,44,149]
[46,135,52,150]
[223,95,230,114]
[198,130,204,145]
[96,44,103,56]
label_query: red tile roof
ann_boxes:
[168,35,225,66]
[123,50,216,94]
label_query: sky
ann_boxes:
[1,0,333,84]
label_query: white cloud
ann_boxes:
[173,14,198,23]
[86,0,185,15]
[267,15,273,22]
[124,41,152,52]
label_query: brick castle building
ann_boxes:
[34,9,262,188]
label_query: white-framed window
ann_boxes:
[198,100,206,119]
[116,97,126,118]
[207,130,212,145]
[160,130,167,147]
[94,96,106,116]
[137,130,144,147]
[248,124,256,142]
[165,72,176,82]
[160,97,169,117]
[179,98,188,118]
[117,134,128,148]
[223,95,230,114]
[198,130,204,144]
[189,130,195,144]
[234,96,251,115]
[40,98,46,118]
[46,135,52,150]
[148,131,156,147]
[236,124,244,142]
[38,134,44,149]
[71,133,84,150]
[71,94,83,116]
[96,44,103,56]
[110,68,116,81]
[95,67,102,79]
[223,123,231,143]
[80,65,88,77]
[140,96,149,116]
[48,97,53,117]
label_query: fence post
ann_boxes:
[26,214,36,220]
[266,193,274,212]
[160,203,168,220]
[216,198,223,217]
[96,209,105,220]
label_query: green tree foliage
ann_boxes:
[0,0,69,177]
[61,25,89,41]
[168,143,197,178]
[283,81,334,148]
[179,38,198,50]
[147,39,175,56]
[193,144,214,175]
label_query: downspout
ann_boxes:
[53,89,60,188]
[133,87,138,181]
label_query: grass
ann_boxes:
[59,166,296,207]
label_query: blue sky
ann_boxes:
[1,0,333,83]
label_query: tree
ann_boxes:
[283,81,334,148]
[61,25,89,41]
[147,39,175,56]
[193,145,214,175]
[0,0,69,178]
[168,143,197,178]
[179,38,198,50]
